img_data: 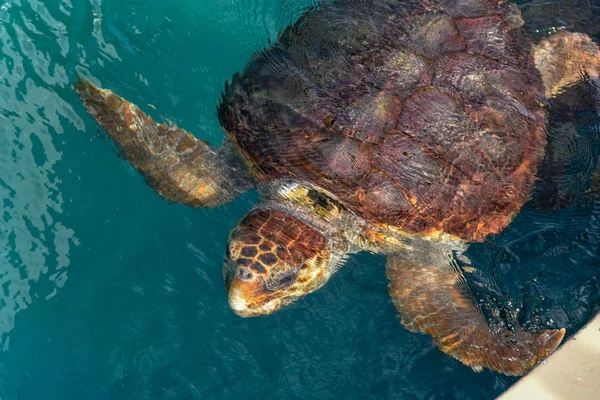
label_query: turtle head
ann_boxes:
[223,208,332,317]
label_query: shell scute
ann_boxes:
[357,172,413,225]
[218,0,547,241]
[433,53,487,103]
[402,13,466,60]
[436,0,499,18]
[396,87,475,158]
[374,134,458,215]
[306,135,372,184]
[455,16,523,62]
[382,50,433,98]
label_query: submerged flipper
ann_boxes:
[75,77,252,208]
[386,242,565,376]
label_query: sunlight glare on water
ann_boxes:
[0,0,599,399]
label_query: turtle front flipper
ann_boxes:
[531,33,600,211]
[533,32,600,104]
[75,77,252,208]
[386,242,565,376]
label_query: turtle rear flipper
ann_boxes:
[75,77,252,208]
[386,243,565,376]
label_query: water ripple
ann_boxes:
[0,0,81,348]
[1,0,600,399]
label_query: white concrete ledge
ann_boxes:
[499,312,600,400]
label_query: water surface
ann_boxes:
[0,0,599,399]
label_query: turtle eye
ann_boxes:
[237,267,254,281]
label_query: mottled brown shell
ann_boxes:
[218,0,548,242]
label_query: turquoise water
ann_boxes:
[0,0,599,399]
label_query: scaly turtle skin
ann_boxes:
[75,0,600,376]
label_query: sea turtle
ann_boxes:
[75,0,600,376]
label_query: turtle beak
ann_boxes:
[227,274,257,315]
[228,284,249,314]
[224,260,283,317]
[227,278,282,317]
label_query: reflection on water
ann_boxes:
[0,0,81,349]
[0,0,598,399]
